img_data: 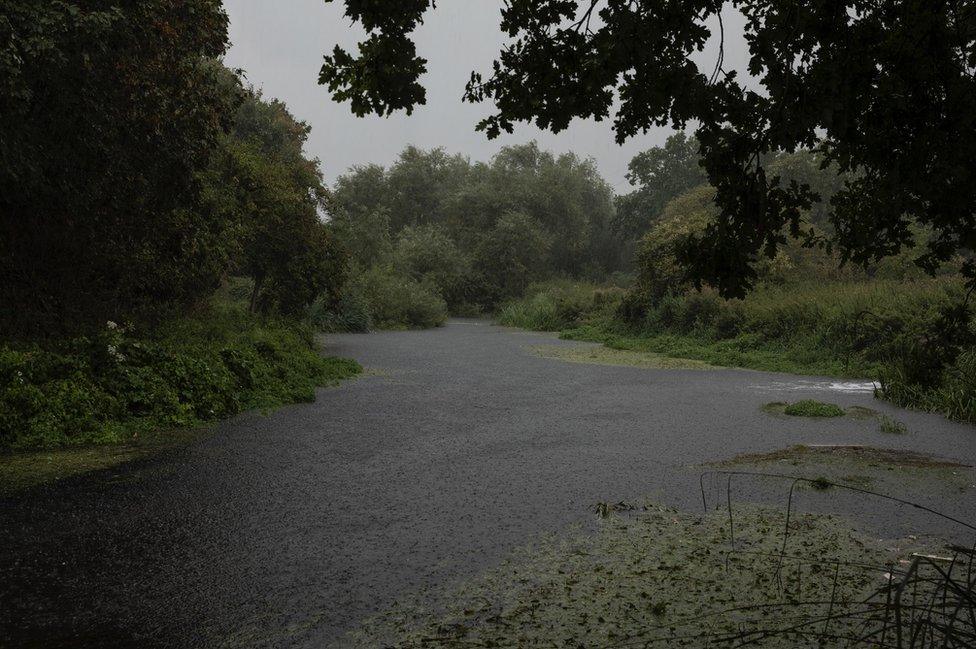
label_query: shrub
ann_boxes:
[0,313,361,451]
[783,400,845,417]
[633,185,716,300]
[362,267,448,329]
[497,281,621,331]
[308,278,373,333]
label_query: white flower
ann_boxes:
[106,321,118,330]
[107,344,125,362]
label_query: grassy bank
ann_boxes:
[0,303,360,455]
[498,278,976,422]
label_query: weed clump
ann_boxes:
[878,415,908,434]
[782,400,845,417]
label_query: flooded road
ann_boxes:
[2,320,974,647]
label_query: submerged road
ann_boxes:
[2,320,975,648]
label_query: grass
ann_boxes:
[878,415,909,434]
[499,278,976,422]
[563,327,861,376]
[346,504,931,647]
[782,399,846,417]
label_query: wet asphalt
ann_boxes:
[1,320,975,648]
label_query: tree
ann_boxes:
[385,147,470,231]
[320,1,976,297]
[330,142,622,285]
[0,0,235,335]
[332,164,389,221]
[330,207,393,269]
[393,225,471,309]
[474,211,551,303]
[211,86,347,316]
[615,133,707,238]
[634,185,717,301]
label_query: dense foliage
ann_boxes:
[1,4,356,451]
[322,1,976,298]
[0,3,345,336]
[495,134,975,423]
[1,0,235,335]
[208,80,347,317]
[323,142,627,328]
[0,299,360,451]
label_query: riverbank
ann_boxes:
[0,306,360,492]
[497,278,976,423]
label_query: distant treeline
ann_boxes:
[317,143,631,329]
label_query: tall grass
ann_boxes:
[497,280,626,331]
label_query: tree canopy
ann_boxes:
[329,142,623,311]
[614,132,706,238]
[1,2,347,336]
[320,1,976,297]
[1,0,234,334]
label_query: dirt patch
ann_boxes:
[529,344,715,370]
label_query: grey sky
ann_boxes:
[223,1,748,191]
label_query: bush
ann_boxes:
[497,281,623,331]
[633,185,716,300]
[0,312,361,451]
[783,400,845,417]
[308,278,373,333]
[362,267,448,329]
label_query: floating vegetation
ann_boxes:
[706,444,974,494]
[710,444,968,471]
[763,401,882,421]
[345,503,965,648]
[529,344,715,370]
[783,400,846,417]
[845,405,879,419]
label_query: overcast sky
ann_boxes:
[222,1,748,191]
